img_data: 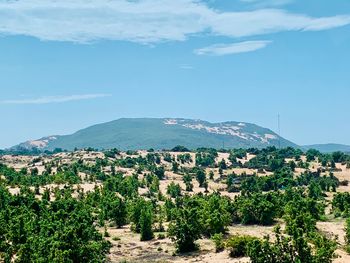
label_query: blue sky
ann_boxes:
[0,0,350,148]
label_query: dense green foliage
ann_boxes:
[0,186,111,262]
[247,226,337,263]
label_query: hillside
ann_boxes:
[11,118,297,151]
[303,143,350,153]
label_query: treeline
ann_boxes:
[0,147,65,156]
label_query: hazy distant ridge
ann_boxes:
[303,144,350,153]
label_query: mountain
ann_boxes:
[11,118,298,151]
[303,144,350,153]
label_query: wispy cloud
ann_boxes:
[0,0,349,44]
[1,94,111,105]
[194,40,272,56]
[240,0,294,7]
[179,64,194,70]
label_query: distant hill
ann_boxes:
[11,118,297,151]
[303,144,350,153]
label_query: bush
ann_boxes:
[211,233,224,253]
[345,218,350,253]
[158,233,166,240]
[232,192,278,225]
[226,235,257,258]
[332,192,350,217]
[247,225,337,263]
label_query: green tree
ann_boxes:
[140,204,154,241]
[172,161,179,173]
[168,198,202,253]
[167,182,182,198]
[200,194,231,236]
[109,196,127,228]
[196,170,206,187]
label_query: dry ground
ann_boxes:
[2,151,350,262]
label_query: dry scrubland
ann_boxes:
[1,147,350,262]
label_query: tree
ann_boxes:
[195,151,216,167]
[154,166,165,180]
[129,198,148,233]
[171,145,190,152]
[168,198,202,253]
[289,161,296,171]
[226,174,238,192]
[163,153,172,162]
[209,170,214,180]
[219,159,227,170]
[308,181,322,200]
[332,151,345,163]
[232,193,277,225]
[140,204,154,241]
[183,173,193,192]
[109,196,127,228]
[200,194,231,236]
[196,170,206,187]
[203,180,209,193]
[331,160,336,169]
[172,161,179,173]
[167,182,182,198]
[219,168,223,178]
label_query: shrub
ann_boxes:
[226,235,257,258]
[158,233,166,240]
[247,225,337,263]
[211,233,224,253]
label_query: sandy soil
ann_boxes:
[2,151,350,263]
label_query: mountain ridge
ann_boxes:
[11,118,297,151]
[9,118,350,153]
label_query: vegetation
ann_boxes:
[0,186,111,262]
[0,146,349,262]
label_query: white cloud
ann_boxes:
[194,40,272,56]
[1,94,111,104]
[0,0,349,44]
[240,0,294,7]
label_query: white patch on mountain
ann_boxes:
[164,119,178,125]
[164,119,278,143]
[20,136,57,149]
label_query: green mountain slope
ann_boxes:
[12,118,297,151]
